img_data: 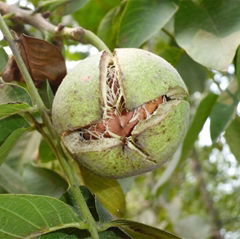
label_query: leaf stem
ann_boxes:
[84,30,111,53]
[0,14,99,239]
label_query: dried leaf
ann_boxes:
[2,34,66,92]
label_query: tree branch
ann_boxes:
[191,149,224,239]
[0,2,110,52]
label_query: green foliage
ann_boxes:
[0,127,30,165]
[36,0,89,16]
[117,0,177,48]
[210,80,240,141]
[0,103,34,120]
[225,116,240,160]
[113,220,181,239]
[0,194,80,238]
[180,93,218,162]
[79,167,126,218]
[175,0,240,71]
[0,0,240,238]
[73,0,121,33]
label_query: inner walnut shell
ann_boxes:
[52,48,190,178]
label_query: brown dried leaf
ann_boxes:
[2,56,23,83]
[2,34,66,92]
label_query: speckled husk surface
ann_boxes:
[52,48,189,178]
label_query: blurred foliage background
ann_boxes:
[0,0,240,239]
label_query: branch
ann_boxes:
[0,2,110,52]
[191,149,224,239]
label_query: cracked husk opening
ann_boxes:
[63,52,177,145]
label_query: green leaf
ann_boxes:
[158,46,183,67]
[236,47,240,89]
[0,127,30,166]
[225,116,240,160]
[79,166,126,218]
[62,186,98,220]
[98,228,132,239]
[0,115,29,145]
[95,199,113,223]
[0,164,28,193]
[39,139,56,163]
[38,81,55,109]
[0,103,34,120]
[39,228,89,239]
[0,163,67,197]
[112,220,181,239]
[40,227,131,239]
[210,80,239,141]
[97,4,126,50]
[23,165,68,198]
[117,0,177,47]
[180,93,218,161]
[0,194,81,239]
[6,131,42,170]
[37,0,89,15]
[175,0,240,71]
[0,47,8,74]
[0,83,31,105]
[73,0,121,33]
[58,0,89,15]
[176,54,208,94]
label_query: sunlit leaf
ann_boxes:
[0,127,30,166]
[175,0,240,71]
[225,116,240,160]
[117,0,177,47]
[112,220,181,239]
[2,34,66,92]
[180,93,218,161]
[79,166,126,218]
[0,194,81,239]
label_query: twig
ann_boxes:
[0,2,110,52]
[191,149,224,239]
[0,13,99,239]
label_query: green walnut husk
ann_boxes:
[52,48,189,178]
